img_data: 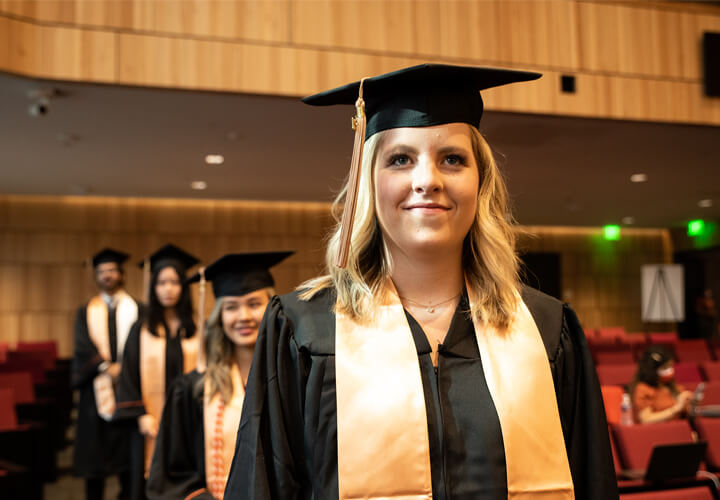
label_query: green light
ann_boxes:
[603,225,621,241]
[688,219,706,236]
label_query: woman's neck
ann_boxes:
[163,308,180,337]
[233,344,254,384]
[389,245,464,304]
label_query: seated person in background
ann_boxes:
[630,346,693,423]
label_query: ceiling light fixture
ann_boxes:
[191,181,207,190]
[630,173,648,183]
[621,216,635,225]
[698,199,713,208]
[204,154,224,165]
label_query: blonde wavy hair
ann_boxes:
[300,125,520,329]
[199,289,274,402]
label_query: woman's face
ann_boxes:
[373,123,480,257]
[155,266,182,308]
[657,360,675,383]
[221,289,270,347]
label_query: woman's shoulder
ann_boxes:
[268,287,337,354]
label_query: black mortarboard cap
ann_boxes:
[139,243,200,276]
[188,251,293,298]
[92,248,129,268]
[302,63,541,138]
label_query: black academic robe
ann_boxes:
[225,286,618,500]
[115,321,196,500]
[145,370,215,500]
[71,298,139,478]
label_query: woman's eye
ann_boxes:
[445,154,466,166]
[388,154,411,167]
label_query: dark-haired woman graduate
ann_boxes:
[146,251,292,500]
[225,65,618,500]
[115,244,200,500]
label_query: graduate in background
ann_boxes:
[115,244,200,500]
[146,251,292,500]
[225,65,618,499]
[72,248,141,500]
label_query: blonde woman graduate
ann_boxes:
[224,64,618,500]
[146,251,292,500]
[115,244,200,500]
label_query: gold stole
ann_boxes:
[139,326,198,477]
[334,284,574,499]
[86,293,138,420]
[203,364,245,499]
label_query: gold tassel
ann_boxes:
[196,267,207,372]
[335,78,367,269]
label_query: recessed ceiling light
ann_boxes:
[630,173,648,183]
[191,181,207,190]
[205,154,224,165]
[621,216,635,225]
[698,199,713,208]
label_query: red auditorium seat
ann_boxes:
[0,373,35,405]
[701,362,720,381]
[7,350,55,372]
[595,348,635,365]
[602,386,624,425]
[648,332,679,354]
[694,418,720,471]
[0,389,17,431]
[0,359,45,384]
[675,362,704,384]
[620,487,715,499]
[597,326,627,342]
[596,364,636,387]
[0,343,8,363]
[15,341,57,361]
[699,381,720,405]
[609,426,623,476]
[676,340,713,363]
[612,420,695,470]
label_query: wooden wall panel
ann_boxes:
[577,2,720,80]
[1,195,674,356]
[2,1,719,124]
[519,227,673,333]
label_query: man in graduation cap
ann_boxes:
[225,64,618,500]
[145,251,292,500]
[72,248,141,500]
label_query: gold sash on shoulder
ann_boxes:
[203,364,245,500]
[87,293,138,420]
[334,282,574,499]
[140,326,198,477]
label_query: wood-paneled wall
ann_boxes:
[518,226,673,333]
[1,195,672,357]
[0,195,334,357]
[1,1,719,125]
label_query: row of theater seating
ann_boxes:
[612,419,720,499]
[0,341,73,500]
[590,328,720,498]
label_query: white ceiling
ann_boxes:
[1,70,719,228]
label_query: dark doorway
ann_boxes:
[674,247,720,339]
[519,252,562,300]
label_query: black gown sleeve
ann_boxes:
[554,304,619,500]
[224,295,308,499]
[114,320,147,420]
[71,305,104,389]
[146,371,212,500]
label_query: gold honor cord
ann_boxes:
[196,267,207,372]
[335,78,368,268]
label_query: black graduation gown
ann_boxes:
[71,300,138,478]
[115,321,196,500]
[225,286,618,500]
[145,370,215,500]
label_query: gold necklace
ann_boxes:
[399,292,462,314]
